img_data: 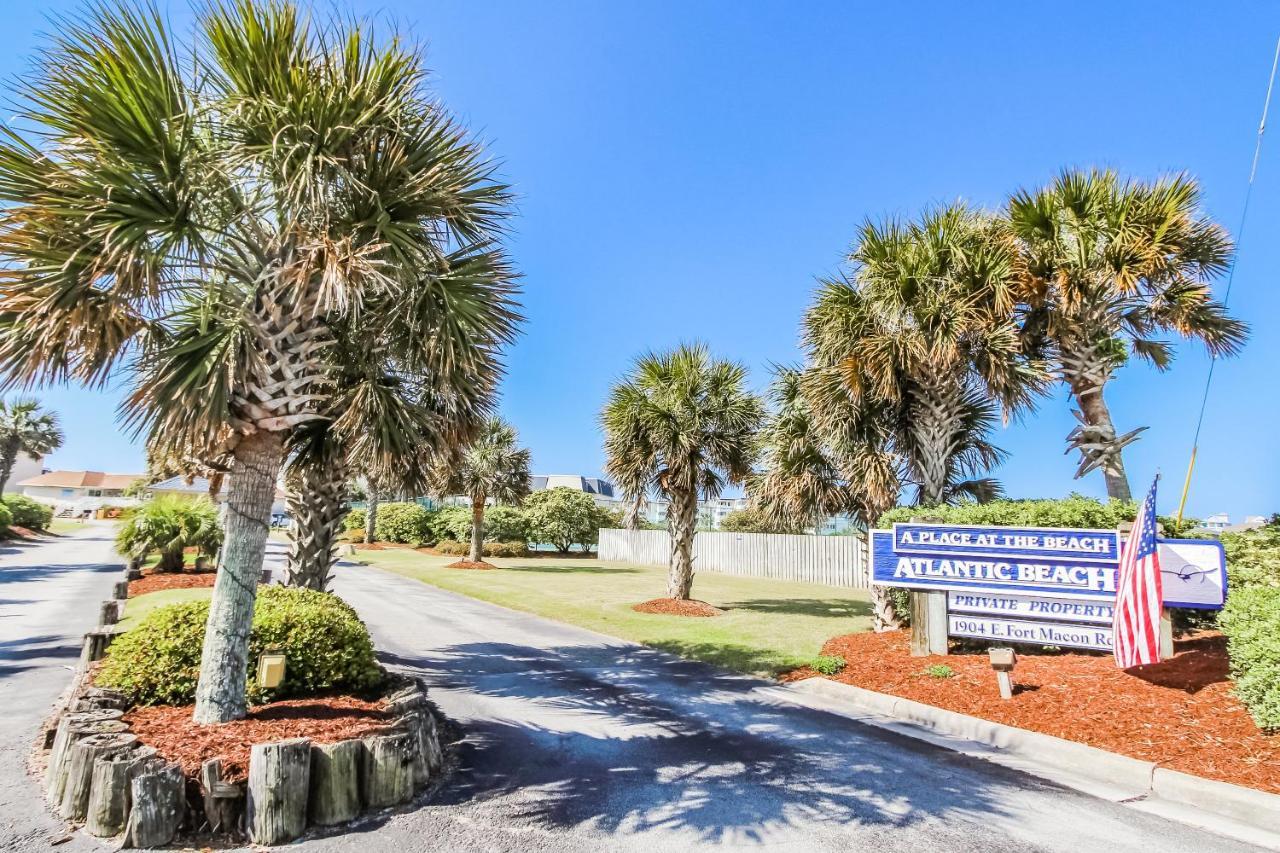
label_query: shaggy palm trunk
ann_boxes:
[285,462,348,591]
[468,497,486,563]
[623,493,644,531]
[0,440,18,496]
[157,546,184,573]
[193,430,285,724]
[1065,372,1132,502]
[907,377,963,507]
[666,483,697,600]
[364,486,379,544]
[871,586,902,632]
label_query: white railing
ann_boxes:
[598,528,869,589]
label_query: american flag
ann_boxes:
[1112,477,1164,669]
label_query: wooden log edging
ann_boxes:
[40,673,446,848]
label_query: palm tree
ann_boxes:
[436,418,531,564]
[1008,169,1247,500]
[0,398,63,495]
[751,367,903,628]
[803,205,1044,505]
[0,3,516,723]
[284,250,512,589]
[602,344,763,601]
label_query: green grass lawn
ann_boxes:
[46,518,95,536]
[346,549,872,676]
[118,587,212,631]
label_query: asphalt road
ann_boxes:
[321,559,1264,853]
[0,522,121,852]
[0,535,1263,852]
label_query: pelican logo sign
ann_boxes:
[869,523,1226,652]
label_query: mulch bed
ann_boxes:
[124,696,391,783]
[782,630,1280,793]
[445,559,495,570]
[128,569,217,597]
[632,598,723,617]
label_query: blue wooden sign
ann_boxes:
[870,523,1226,609]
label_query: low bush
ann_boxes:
[344,507,365,532]
[433,539,527,557]
[924,664,955,679]
[878,494,1138,530]
[429,505,473,543]
[483,505,528,543]
[3,494,51,530]
[810,654,846,676]
[1221,525,1280,591]
[98,586,383,706]
[115,496,222,571]
[375,502,432,544]
[1219,586,1280,731]
[0,502,15,531]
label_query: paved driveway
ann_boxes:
[0,523,121,852]
[320,559,1263,853]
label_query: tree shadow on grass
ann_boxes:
[642,639,798,678]
[722,597,873,620]
[373,642,1065,848]
[501,564,644,576]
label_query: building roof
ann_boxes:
[19,470,139,490]
[532,474,615,498]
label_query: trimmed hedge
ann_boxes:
[434,539,528,558]
[375,502,432,544]
[0,502,14,531]
[98,586,383,706]
[878,494,1138,530]
[344,507,365,532]
[1219,586,1280,731]
[3,494,51,530]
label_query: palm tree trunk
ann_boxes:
[667,484,697,599]
[908,378,962,507]
[468,498,486,563]
[364,484,379,543]
[193,429,285,725]
[285,462,348,591]
[1062,349,1132,502]
[0,440,17,496]
[623,493,644,531]
[871,586,902,632]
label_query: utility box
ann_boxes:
[257,650,286,689]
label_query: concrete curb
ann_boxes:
[781,677,1280,846]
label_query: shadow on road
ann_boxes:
[0,561,117,587]
[375,641,1028,844]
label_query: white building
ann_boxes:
[19,470,142,515]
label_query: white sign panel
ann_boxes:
[947,591,1114,625]
[948,614,1114,651]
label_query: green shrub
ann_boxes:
[811,654,846,675]
[434,539,527,557]
[1221,526,1280,591]
[523,488,619,553]
[429,505,473,543]
[924,664,955,679]
[3,494,51,530]
[374,502,432,544]
[98,586,383,706]
[484,505,528,543]
[115,496,222,571]
[0,502,14,531]
[1220,586,1280,731]
[878,494,1138,530]
[344,507,366,532]
[720,508,801,534]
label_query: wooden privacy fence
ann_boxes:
[598,528,869,589]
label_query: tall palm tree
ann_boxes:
[1008,169,1247,501]
[751,367,903,628]
[284,250,512,589]
[602,344,763,601]
[803,205,1044,505]
[0,3,516,722]
[0,398,63,495]
[436,417,531,563]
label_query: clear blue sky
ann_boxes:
[4,2,1278,520]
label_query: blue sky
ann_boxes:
[4,2,1278,520]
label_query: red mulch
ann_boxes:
[632,598,723,617]
[124,696,391,783]
[128,568,218,597]
[445,559,495,570]
[8,525,40,539]
[781,630,1280,793]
